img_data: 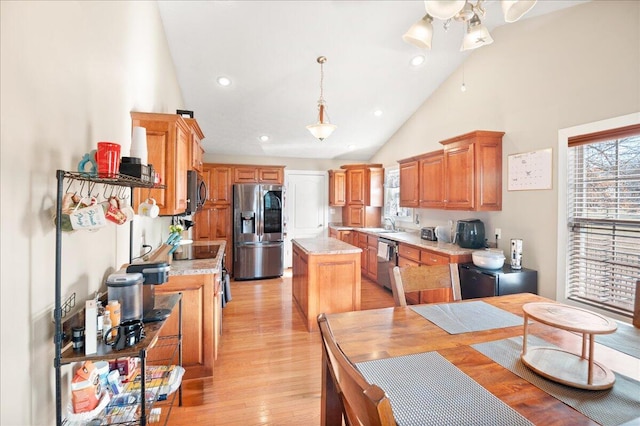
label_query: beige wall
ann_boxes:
[371,1,640,302]
[0,2,184,424]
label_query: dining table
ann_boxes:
[320,293,640,426]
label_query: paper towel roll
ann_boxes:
[131,126,148,165]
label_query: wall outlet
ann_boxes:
[495,228,502,239]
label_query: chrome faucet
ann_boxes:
[384,217,396,231]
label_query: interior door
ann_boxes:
[283,171,328,268]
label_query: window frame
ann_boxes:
[557,112,640,322]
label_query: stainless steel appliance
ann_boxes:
[376,237,398,290]
[454,219,486,249]
[420,227,437,241]
[233,184,284,280]
[458,263,538,299]
[186,170,207,214]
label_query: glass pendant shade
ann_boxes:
[501,0,537,23]
[424,0,465,20]
[307,104,336,141]
[460,16,494,51]
[402,14,434,50]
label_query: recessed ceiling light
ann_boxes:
[410,54,426,67]
[259,135,270,142]
[216,76,231,87]
[373,109,383,117]
[347,144,356,150]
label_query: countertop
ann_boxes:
[143,240,227,276]
[329,224,476,256]
[292,237,362,255]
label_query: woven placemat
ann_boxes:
[472,336,640,426]
[410,301,524,334]
[356,351,533,426]
[596,322,640,359]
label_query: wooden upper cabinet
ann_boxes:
[419,151,445,209]
[398,159,419,207]
[441,130,504,211]
[398,131,503,211]
[131,112,190,216]
[233,166,284,184]
[328,170,346,206]
[342,164,383,207]
[203,164,232,206]
[185,118,204,173]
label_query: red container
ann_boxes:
[96,142,121,178]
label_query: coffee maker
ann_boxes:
[125,261,171,322]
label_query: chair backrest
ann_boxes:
[317,313,396,426]
[389,264,461,307]
[634,280,640,328]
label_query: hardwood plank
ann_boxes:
[167,269,394,425]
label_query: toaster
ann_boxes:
[420,227,437,241]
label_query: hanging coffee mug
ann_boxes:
[138,198,159,218]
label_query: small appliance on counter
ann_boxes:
[510,239,523,269]
[454,219,486,249]
[420,227,437,241]
[125,261,171,322]
[106,272,144,321]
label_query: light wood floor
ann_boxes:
[167,269,394,425]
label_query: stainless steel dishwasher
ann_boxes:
[376,237,398,290]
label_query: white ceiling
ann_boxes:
[158,1,584,161]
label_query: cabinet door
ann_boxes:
[443,141,474,210]
[258,167,284,184]
[212,205,230,239]
[419,151,445,209]
[475,138,502,211]
[155,274,214,379]
[354,232,368,276]
[131,113,190,216]
[399,160,419,207]
[233,167,258,183]
[343,205,365,227]
[206,165,232,205]
[328,170,346,206]
[367,235,378,280]
[346,168,367,205]
[194,209,211,240]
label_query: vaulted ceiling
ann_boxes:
[158,1,585,161]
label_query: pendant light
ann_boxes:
[307,56,337,141]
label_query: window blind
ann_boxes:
[567,128,640,315]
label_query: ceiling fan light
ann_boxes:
[403,14,434,50]
[306,122,337,141]
[501,0,537,23]
[424,0,466,20]
[460,17,494,51]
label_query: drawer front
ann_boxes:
[398,257,419,267]
[398,244,420,262]
[420,250,449,265]
[367,235,378,247]
[358,232,368,245]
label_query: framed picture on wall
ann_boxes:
[508,148,553,191]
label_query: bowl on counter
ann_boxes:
[472,249,505,269]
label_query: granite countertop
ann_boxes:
[329,224,475,256]
[145,240,227,276]
[293,237,362,255]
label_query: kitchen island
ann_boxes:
[292,238,362,332]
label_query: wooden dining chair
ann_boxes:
[317,313,397,426]
[389,264,461,307]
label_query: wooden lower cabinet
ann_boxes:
[292,242,361,331]
[155,273,221,379]
[355,231,378,281]
[329,228,354,246]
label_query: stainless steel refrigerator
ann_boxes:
[233,184,284,280]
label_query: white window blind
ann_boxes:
[567,125,640,315]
